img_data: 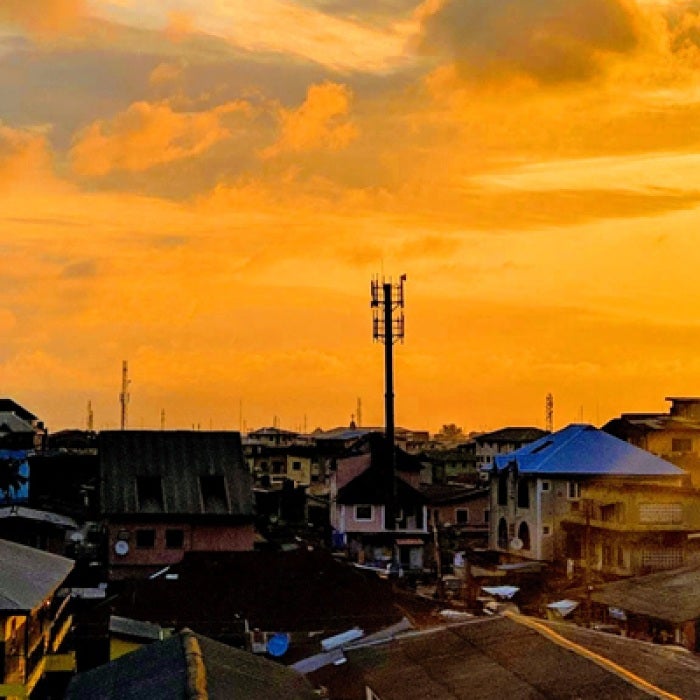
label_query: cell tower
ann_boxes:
[356,397,362,428]
[119,360,130,430]
[86,400,94,431]
[546,393,554,433]
[371,274,406,531]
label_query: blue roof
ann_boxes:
[493,424,686,477]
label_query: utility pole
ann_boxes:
[545,393,554,433]
[371,274,406,533]
[119,360,130,430]
[584,498,592,628]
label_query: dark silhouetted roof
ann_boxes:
[474,427,549,444]
[337,468,426,505]
[0,399,37,422]
[65,629,317,700]
[99,430,253,517]
[590,561,700,624]
[111,549,409,658]
[308,615,700,699]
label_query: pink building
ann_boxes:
[100,430,255,580]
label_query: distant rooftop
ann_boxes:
[474,427,549,444]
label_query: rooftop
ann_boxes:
[494,424,685,477]
[0,538,74,612]
[308,614,700,699]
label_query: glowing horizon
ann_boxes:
[3,0,700,435]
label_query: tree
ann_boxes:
[0,453,28,503]
[436,424,465,440]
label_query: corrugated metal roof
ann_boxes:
[309,616,690,699]
[99,430,253,516]
[0,412,34,433]
[591,561,700,624]
[494,423,685,477]
[0,538,74,612]
[66,628,319,700]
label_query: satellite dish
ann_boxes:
[114,540,129,556]
[69,531,85,543]
[266,633,289,657]
[509,537,523,551]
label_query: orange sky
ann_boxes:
[3,0,700,434]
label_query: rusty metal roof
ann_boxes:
[99,430,253,517]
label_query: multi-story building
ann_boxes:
[473,426,549,478]
[329,434,428,572]
[604,396,700,485]
[488,424,699,576]
[0,539,75,699]
[100,430,255,580]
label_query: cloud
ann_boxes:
[0,123,55,187]
[262,82,358,158]
[0,0,86,36]
[420,0,641,83]
[69,99,251,176]
[149,61,185,86]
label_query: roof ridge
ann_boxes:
[529,424,589,471]
[505,612,682,699]
[181,629,208,700]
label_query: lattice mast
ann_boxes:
[119,360,130,430]
[371,274,406,531]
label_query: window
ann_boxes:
[672,438,692,453]
[271,460,284,475]
[355,504,372,521]
[455,508,469,525]
[543,525,551,535]
[200,475,229,513]
[497,518,508,549]
[600,503,621,523]
[602,544,614,567]
[165,529,184,549]
[541,481,550,491]
[497,473,508,506]
[567,482,581,500]
[137,477,164,512]
[518,521,530,550]
[517,479,529,509]
[617,546,625,568]
[483,509,490,524]
[136,529,156,549]
[292,461,302,471]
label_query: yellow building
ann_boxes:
[0,539,74,699]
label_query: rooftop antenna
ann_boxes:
[371,273,406,533]
[545,393,554,433]
[119,360,130,430]
[86,400,94,431]
[161,409,166,430]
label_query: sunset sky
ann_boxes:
[3,0,700,434]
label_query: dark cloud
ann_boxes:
[420,0,640,83]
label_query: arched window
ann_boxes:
[517,479,529,509]
[498,518,508,549]
[518,521,531,551]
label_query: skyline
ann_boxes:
[3,1,700,433]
